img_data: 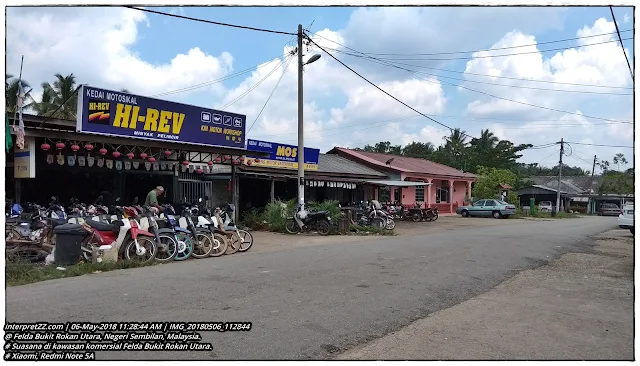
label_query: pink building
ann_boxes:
[328,147,477,214]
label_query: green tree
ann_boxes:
[401,141,435,159]
[598,170,633,194]
[613,153,628,171]
[5,74,33,114]
[33,73,78,120]
[471,166,518,201]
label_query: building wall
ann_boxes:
[388,175,473,213]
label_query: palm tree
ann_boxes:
[472,129,499,150]
[613,153,628,171]
[5,74,33,114]
[33,73,78,120]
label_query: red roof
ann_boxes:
[329,147,476,179]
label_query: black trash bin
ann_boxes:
[53,223,88,265]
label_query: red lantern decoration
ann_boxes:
[214,157,221,163]
[127,153,135,159]
[232,159,240,165]
[71,144,80,152]
[223,155,231,161]
[148,157,156,163]
[139,153,148,160]
[56,142,66,150]
[164,150,172,157]
[183,160,190,166]
[85,143,94,151]
[99,148,107,156]
[246,159,253,166]
[196,168,203,174]
[254,158,260,163]
[208,161,213,166]
[239,156,245,162]
[112,151,121,158]
[41,143,51,151]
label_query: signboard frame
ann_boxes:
[76,85,247,150]
[246,139,320,171]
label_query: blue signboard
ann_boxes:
[76,86,246,149]
[246,139,320,171]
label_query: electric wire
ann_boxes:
[311,28,632,56]
[311,33,632,90]
[315,43,631,123]
[609,6,634,80]
[217,54,292,110]
[246,55,295,135]
[327,37,633,62]
[125,6,296,35]
[304,35,480,142]
[563,141,634,149]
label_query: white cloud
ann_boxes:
[623,13,630,23]
[6,7,233,102]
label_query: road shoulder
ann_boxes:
[336,228,634,360]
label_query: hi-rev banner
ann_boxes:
[246,139,319,171]
[76,86,246,149]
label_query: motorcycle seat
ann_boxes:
[50,218,67,227]
[5,217,28,224]
[308,210,328,217]
[85,220,116,232]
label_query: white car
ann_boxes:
[618,204,634,235]
[538,201,553,212]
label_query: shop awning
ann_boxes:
[365,180,432,187]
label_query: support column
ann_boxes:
[231,165,240,222]
[270,179,275,202]
[449,180,454,213]
[467,181,472,204]
[426,179,433,208]
[374,187,379,201]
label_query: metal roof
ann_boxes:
[317,154,386,177]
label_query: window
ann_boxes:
[474,200,485,206]
[415,181,425,202]
[485,200,496,207]
[436,185,450,203]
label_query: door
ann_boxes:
[483,199,497,217]
[179,180,213,211]
[470,200,485,217]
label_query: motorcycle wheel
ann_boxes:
[191,232,214,258]
[235,230,254,252]
[385,218,396,230]
[224,232,242,255]
[155,234,178,262]
[285,219,301,234]
[432,212,439,221]
[425,212,434,222]
[210,233,229,257]
[124,236,157,263]
[316,220,331,236]
[174,233,194,261]
[411,213,422,222]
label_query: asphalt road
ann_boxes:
[6,216,617,360]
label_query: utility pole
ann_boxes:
[297,23,305,209]
[586,154,597,215]
[555,138,564,216]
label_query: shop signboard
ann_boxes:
[76,86,246,149]
[246,139,319,171]
[14,136,36,178]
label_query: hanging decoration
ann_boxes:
[106,159,114,169]
[97,158,105,168]
[183,160,190,166]
[214,157,222,164]
[46,154,54,164]
[164,150,172,158]
[189,164,195,173]
[57,154,65,165]
[84,143,94,152]
[87,156,95,167]
[145,161,152,170]
[70,144,80,152]
[140,152,148,160]
[246,159,253,166]
[153,162,159,171]
[133,161,140,169]
[160,162,167,170]
[77,155,86,166]
[127,152,135,159]
[148,157,156,163]
[232,159,240,165]
[67,155,76,167]
[181,164,187,173]
[112,151,121,158]
[196,168,203,174]
[55,142,65,150]
[41,143,51,151]
[223,155,231,161]
[124,161,132,170]
[239,156,245,163]
[99,148,107,156]
[208,161,214,166]
[254,158,260,163]
[115,160,123,170]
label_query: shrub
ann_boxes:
[261,201,289,232]
[241,208,264,230]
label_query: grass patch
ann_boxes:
[349,225,397,236]
[511,210,582,219]
[6,259,160,287]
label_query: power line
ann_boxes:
[217,54,292,110]
[563,141,634,149]
[246,54,295,135]
[325,37,633,62]
[609,7,634,81]
[125,6,296,36]
[312,33,632,90]
[320,45,631,123]
[312,28,632,56]
[151,53,291,98]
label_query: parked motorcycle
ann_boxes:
[159,204,195,261]
[219,203,254,252]
[285,204,332,235]
[178,199,216,258]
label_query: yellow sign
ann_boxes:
[250,159,318,171]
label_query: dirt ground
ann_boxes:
[246,216,520,254]
[335,228,634,360]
